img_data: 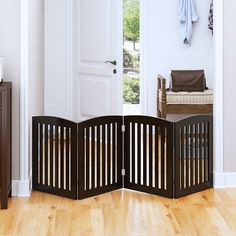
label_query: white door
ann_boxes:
[76,0,123,120]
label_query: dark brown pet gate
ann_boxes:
[32,115,213,200]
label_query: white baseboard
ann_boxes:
[11,172,236,196]
[214,172,236,188]
[224,173,236,187]
[12,175,32,197]
[12,180,19,196]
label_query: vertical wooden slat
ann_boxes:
[117,121,122,186]
[86,127,90,190]
[199,123,203,184]
[143,124,147,186]
[202,123,205,182]
[66,127,70,190]
[50,124,53,187]
[132,123,135,183]
[190,125,194,187]
[125,122,130,186]
[83,128,86,191]
[204,122,208,182]
[55,125,59,188]
[166,125,173,195]
[161,126,165,190]
[112,123,116,184]
[185,126,189,188]
[40,124,43,185]
[44,124,48,185]
[132,123,137,183]
[97,125,101,187]
[78,125,84,197]
[208,118,213,185]
[58,127,61,188]
[174,125,181,194]
[137,123,141,184]
[60,126,64,189]
[107,124,111,185]
[32,121,39,186]
[155,125,159,188]
[181,126,184,189]
[71,123,77,199]
[91,126,95,188]
[195,124,198,185]
[102,125,106,187]
[149,125,153,187]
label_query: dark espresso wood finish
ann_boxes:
[0,82,12,209]
[32,116,78,199]
[32,114,213,200]
[78,116,123,200]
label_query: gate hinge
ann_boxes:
[122,125,125,132]
[121,169,125,176]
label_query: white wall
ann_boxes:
[0,0,20,180]
[223,0,236,172]
[145,0,214,116]
[0,0,44,188]
[28,0,44,177]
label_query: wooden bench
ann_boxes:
[157,75,213,119]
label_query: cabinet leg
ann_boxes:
[1,196,8,209]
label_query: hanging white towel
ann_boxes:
[208,0,213,34]
[177,0,199,45]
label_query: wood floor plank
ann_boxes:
[1,189,236,236]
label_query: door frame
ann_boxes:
[140,0,148,115]
[123,0,148,115]
[19,0,30,197]
[213,0,224,187]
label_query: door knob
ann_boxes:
[105,60,117,66]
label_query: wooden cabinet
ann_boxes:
[0,82,12,209]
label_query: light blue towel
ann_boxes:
[177,0,199,45]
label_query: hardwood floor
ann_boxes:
[1,189,236,236]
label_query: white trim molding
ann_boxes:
[224,173,236,187]
[214,172,226,188]
[213,0,224,187]
[12,176,32,197]
[214,172,236,188]
[65,0,74,120]
[20,0,30,191]
[140,0,148,115]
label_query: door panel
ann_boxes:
[81,76,111,116]
[77,0,122,120]
[80,0,110,62]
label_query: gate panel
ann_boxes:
[78,116,122,199]
[124,116,173,198]
[32,117,77,199]
[174,115,213,198]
